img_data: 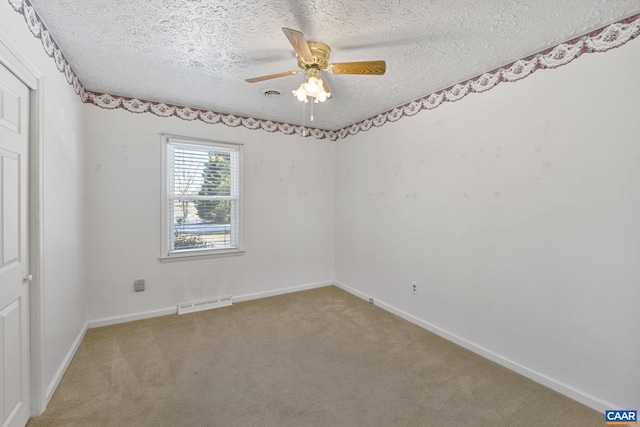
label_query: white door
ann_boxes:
[0,63,30,427]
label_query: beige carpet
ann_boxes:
[28,286,605,427]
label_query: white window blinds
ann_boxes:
[163,136,242,256]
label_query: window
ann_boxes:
[161,135,243,260]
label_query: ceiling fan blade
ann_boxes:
[282,27,313,61]
[327,60,386,75]
[245,70,301,83]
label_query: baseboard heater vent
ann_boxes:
[177,296,233,315]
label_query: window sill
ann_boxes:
[159,248,245,263]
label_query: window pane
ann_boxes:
[173,146,231,197]
[199,152,231,197]
[172,147,207,197]
[193,199,231,224]
[172,199,232,250]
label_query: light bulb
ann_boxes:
[306,78,319,94]
[293,85,309,102]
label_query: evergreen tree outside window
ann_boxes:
[161,135,243,259]
[195,152,232,225]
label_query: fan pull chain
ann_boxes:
[302,99,307,136]
[310,100,314,121]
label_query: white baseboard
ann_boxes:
[333,280,619,414]
[232,280,333,303]
[88,307,177,329]
[88,280,334,329]
[45,322,87,405]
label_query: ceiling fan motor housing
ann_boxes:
[297,41,331,70]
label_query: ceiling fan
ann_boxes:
[246,28,386,104]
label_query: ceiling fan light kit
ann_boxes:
[246,27,386,107]
[292,68,331,103]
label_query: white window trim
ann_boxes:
[159,134,244,261]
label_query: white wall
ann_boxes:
[0,0,88,409]
[335,40,640,410]
[84,107,335,322]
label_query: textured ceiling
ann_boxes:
[26,0,640,130]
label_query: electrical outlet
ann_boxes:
[134,279,145,292]
[411,281,418,295]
